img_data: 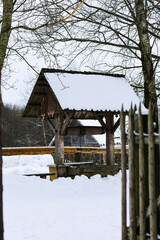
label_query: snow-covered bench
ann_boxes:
[24,172,55,179]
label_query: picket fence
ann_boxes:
[120,104,160,240]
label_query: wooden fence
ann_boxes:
[2,146,106,156]
[2,146,127,164]
[2,146,124,179]
[121,104,160,240]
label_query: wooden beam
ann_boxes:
[67,164,121,178]
[65,126,106,136]
[95,115,106,129]
[2,147,55,156]
[61,112,73,135]
[111,117,120,133]
[2,146,128,156]
[24,173,55,179]
[46,118,56,135]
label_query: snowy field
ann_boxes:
[3,155,123,240]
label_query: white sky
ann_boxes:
[2,55,46,107]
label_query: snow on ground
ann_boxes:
[3,155,122,240]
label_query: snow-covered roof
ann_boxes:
[44,72,147,113]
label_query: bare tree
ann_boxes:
[43,0,160,117]
[0,1,85,238]
[0,1,13,238]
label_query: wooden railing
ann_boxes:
[2,146,126,156]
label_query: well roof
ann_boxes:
[23,68,147,117]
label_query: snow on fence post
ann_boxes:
[138,104,146,240]
[120,105,127,240]
[128,105,136,240]
[148,102,157,240]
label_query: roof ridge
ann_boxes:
[41,68,125,78]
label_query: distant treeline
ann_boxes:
[2,105,99,147]
[2,104,53,147]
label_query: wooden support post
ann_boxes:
[134,112,139,221]
[138,104,146,240]
[148,103,157,240]
[128,105,136,240]
[55,114,64,166]
[120,106,127,240]
[106,113,114,165]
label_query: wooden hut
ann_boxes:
[23,68,146,165]
[63,119,100,147]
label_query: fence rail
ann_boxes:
[2,146,127,156]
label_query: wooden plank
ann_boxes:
[138,104,146,240]
[128,105,136,240]
[65,126,106,136]
[120,105,127,240]
[64,162,94,166]
[106,113,114,165]
[2,146,128,156]
[55,114,64,165]
[49,166,58,180]
[76,147,105,154]
[24,173,55,177]
[134,114,139,220]
[67,165,121,178]
[148,103,157,240]
[81,165,121,172]
[2,147,56,156]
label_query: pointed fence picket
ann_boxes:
[121,104,160,240]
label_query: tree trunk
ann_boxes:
[0,68,3,240]
[0,0,13,68]
[0,1,13,239]
[135,0,157,120]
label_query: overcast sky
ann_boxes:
[2,54,48,107]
